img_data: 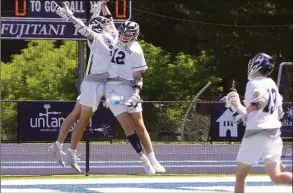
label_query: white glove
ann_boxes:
[225,91,247,122]
[226,91,241,110]
[90,1,102,18]
[125,94,141,109]
[55,2,73,21]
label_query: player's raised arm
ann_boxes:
[101,0,118,37]
[54,2,96,41]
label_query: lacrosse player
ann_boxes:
[105,21,166,175]
[49,1,117,173]
[224,53,292,193]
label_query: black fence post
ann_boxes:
[84,0,91,176]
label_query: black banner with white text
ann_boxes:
[17,102,117,141]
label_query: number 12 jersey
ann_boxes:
[108,41,148,81]
[244,76,283,130]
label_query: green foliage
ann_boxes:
[140,41,222,101]
[1,40,78,140]
[133,0,293,94]
[1,40,78,100]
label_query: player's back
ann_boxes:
[244,77,282,130]
[108,41,147,81]
[87,33,116,74]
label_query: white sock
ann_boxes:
[55,141,63,149]
[147,152,157,161]
[68,148,77,154]
[140,154,149,162]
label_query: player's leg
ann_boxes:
[129,112,166,173]
[234,162,251,193]
[234,132,264,193]
[49,101,81,167]
[265,159,292,184]
[64,81,102,173]
[263,133,292,184]
[105,81,155,175]
[114,112,156,175]
[65,104,93,173]
[57,102,81,143]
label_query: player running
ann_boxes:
[105,21,166,174]
[49,1,117,173]
[224,53,292,193]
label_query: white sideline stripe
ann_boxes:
[181,186,292,193]
[2,160,292,164]
[2,164,292,169]
[1,176,273,185]
[1,189,65,193]
[87,188,194,192]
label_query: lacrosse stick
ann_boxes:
[91,1,103,18]
[220,80,236,104]
[53,1,73,21]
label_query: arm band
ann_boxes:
[132,77,143,90]
[104,14,112,19]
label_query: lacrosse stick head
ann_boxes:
[90,1,102,18]
[88,16,112,34]
[54,2,73,21]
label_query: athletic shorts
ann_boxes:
[105,81,142,116]
[236,129,283,165]
[79,80,105,112]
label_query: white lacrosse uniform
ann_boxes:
[237,76,283,165]
[79,32,116,112]
[105,41,148,116]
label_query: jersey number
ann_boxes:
[263,88,277,114]
[111,48,125,65]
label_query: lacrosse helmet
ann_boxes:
[87,16,112,34]
[247,53,274,79]
[118,21,139,47]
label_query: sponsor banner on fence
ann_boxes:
[211,103,293,142]
[18,102,117,141]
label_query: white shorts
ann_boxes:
[236,129,283,165]
[79,80,105,112]
[105,81,142,116]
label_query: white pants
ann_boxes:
[79,80,105,112]
[236,129,283,165]
[105,81,142,116]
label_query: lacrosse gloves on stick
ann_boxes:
[225,91,247,123]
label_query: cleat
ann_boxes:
[140,155,156,175]
[147,152,166,173]
[65,149,82,173]
[49,142,66,167]
[149,160,166,173]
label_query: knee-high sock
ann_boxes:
[127,133,143,153]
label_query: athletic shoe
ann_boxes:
[140,155,156,175]
[147,152,166,173]
[48,142,65,167]
[65,149,82,173]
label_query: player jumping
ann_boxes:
[224,53,292,193]
[105,21,166,174]
[49,1,117,173]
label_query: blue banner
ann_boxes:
[18,102,117,141]
[281,103,293,141]
[1,20,122,40]
[211,103,293,142]
[211,103,245,141]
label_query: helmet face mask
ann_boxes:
[118,21,139,47]
[247,53,274,80]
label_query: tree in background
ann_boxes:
[1,40,78,140]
